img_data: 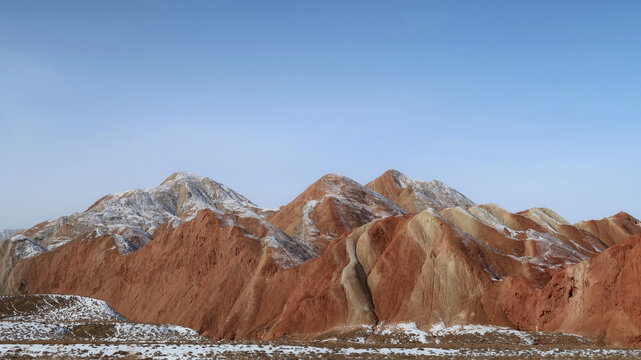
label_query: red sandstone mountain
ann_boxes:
[485,233,641,346]
[1,172,314,299]
[267,173,405,254]
[5,210,291,338]
[1,170,641,347]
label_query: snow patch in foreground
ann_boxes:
[377,322,537,345]
[428,322,536,345]
[0,343,639,359]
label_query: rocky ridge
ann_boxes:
[14,171,314,268]
[366,169,475,212]
[1,169,640,347]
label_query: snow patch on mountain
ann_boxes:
[7,235,46,259]
[19,171,313,268]
[299,200,321,248]
[526,230,588,268]
[389,169,476,211]
[322,174,406,218]
[454,206,521,237]
[523,208,570,233]
[288,174,406,249]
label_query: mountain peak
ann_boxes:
[575,211,641,247]
[18,172,314,268]
[160,170,205,185]
[267,173,404,254]
[366,170,475,212]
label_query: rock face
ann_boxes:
[5,210,305,338]
[1,169,641,347]
[366,169,475,212]
[484,233,641,346]
[267,174,405,254]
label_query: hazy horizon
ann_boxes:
[2,1,640,229]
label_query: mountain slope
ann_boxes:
[6,206,629,342]
[0,294,204,344]
[366,170,475,212]
[485,233,641,346]
[2,170,641,348]
[575,211,641,247]
[4,209,310,337]
[267,173,405,254]
[13,171,314,268]
[21,171,269,250]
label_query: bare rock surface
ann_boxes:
[1,169,641,350]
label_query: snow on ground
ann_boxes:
[0,321,203,343]
[0,295,125,323]
[0,343,639,359]
[0,321,69,342]
[0,298,637,360]
[107,323,202,342]
[0,295,204,344]
[427,322,536,345]
[375,321,542,345]
[299,200,321,248]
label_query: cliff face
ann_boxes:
[6,210,289,339]
[5,209,498,339]
[2,170,641,347]
[484,233,641,347]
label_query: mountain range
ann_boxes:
[1,169,640,346]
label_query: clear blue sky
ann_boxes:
[1,1,640,229]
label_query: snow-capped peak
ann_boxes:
[19,171,314,268]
